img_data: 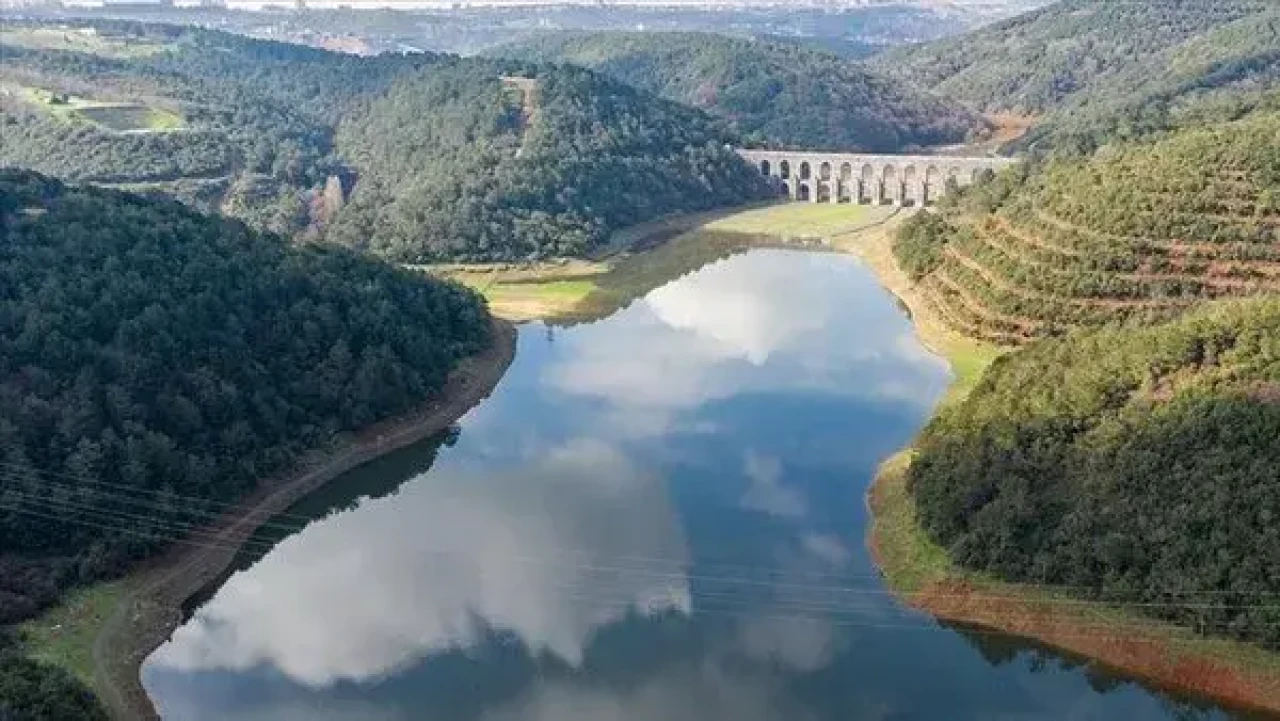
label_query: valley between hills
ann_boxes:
[2,2,1280,718]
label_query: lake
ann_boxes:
[143,248,1246,720]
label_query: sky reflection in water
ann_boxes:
[144,249,1237,721]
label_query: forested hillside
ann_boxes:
[2,22,776,257]
[0,19,435,234]
[328,59,772,262]
[489,32,983,152]
[0,170,491,715]
[872,0,1280,152]
[909,297,1280,647]
[893,105,1280,345]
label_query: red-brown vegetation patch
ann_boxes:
[1245,381,1280,404]
[906,579,1280,714]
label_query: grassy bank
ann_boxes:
[12,86,186,132]
[438,202,895,323]
[0,26,175,58]
[19,581,133,694]
[845,217,1280,715]
[17,322,517,721]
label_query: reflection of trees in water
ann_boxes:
[554,230,815,328]
[943,621,1264,720]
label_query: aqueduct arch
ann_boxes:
[738,149,1016,205]
[882,165,898,205]
[902,166,919,206]
[860,164,876,204]
[925,166,942,205]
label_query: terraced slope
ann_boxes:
[895,109,1280,345]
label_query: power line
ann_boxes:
[5,461,1279,601]
[6,462,1280,603]
[5,494,1280,617]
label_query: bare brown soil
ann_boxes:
[861,221,1280,715]
[1033,210,1280,265]
[91,320,517,721]
[943,245,1189,310]
[985,112,1038,145]
[929,272,1041,335]
[979,221,1280,293]
[907,577,1280,716]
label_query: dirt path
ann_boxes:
[500,76,539,159]
[91,320,517,721]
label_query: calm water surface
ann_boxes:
[144,249,1245,720]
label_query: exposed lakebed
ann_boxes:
[143,248,1249,720]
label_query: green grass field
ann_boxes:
[14,85,186,132]
[703,202,887,237]
[445,203,898,321]
[474,279,600,320]
[74,105,185,132]
[19,579,132,692]
[0,26,175,58]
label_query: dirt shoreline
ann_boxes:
[843,221,1280,715]
[91,320,517,721]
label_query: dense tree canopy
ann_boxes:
[2,21,781,255]
[328,58,772,262]
[0,169,490,623]
[872,0,1280,153]
[489,31,983,152]
[0,19,436,234]
[909,298,1280,648]
[0,634,105,721]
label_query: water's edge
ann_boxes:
[103,321,518,721]
[851,228,1280,718]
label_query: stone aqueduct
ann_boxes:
[736,149,1016,206]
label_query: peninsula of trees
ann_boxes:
[908,297,1280,647]
[0,169,492,716]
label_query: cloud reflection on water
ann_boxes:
[150,439,690,687]
[543,250,949,440]
[144,248,1138,721]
